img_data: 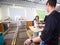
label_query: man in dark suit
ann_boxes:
[25,0,60,45]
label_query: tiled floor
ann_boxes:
[4,26,17,45]
[4,22,18,45]
[4,23,30,45]
[16,27,29,45]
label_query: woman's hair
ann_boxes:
[34,16,39,20]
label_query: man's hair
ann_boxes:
[46,0,57,7]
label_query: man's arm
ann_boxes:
[25,36,42,45]
[32,36,42,43]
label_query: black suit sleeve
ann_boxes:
[40,15,58,41]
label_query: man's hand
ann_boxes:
[24,39,31,45]
[24,37,42,45]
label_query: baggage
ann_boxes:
[0,33,4,45]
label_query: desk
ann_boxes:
[29,26,44,37]
[29,26,44,32]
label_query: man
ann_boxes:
[25,0,60,45]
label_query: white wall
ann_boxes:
[0,6,10,20]
[0,5,37,21]
[0,5,46,21]
[9,7,25,21]
[8,6,37,21]
[25,7,37,21]
[0,1,46,21]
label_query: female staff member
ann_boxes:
[33,16,40,37]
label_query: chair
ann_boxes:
[26,21,33,27]
[0,23,4,32]
[26,21,33,29]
